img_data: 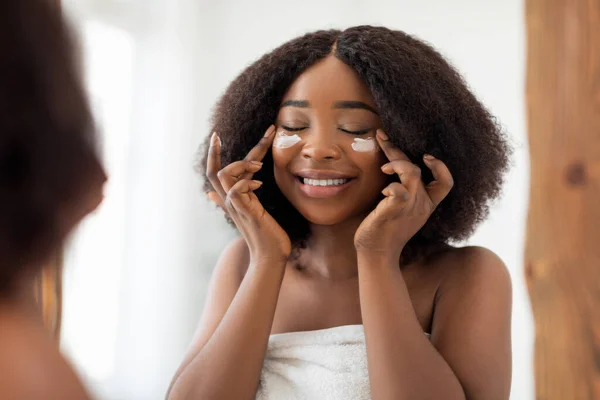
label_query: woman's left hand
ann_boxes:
[354,129,454,263]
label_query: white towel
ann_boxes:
[256,324,371,400]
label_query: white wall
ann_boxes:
[61,1,532,399]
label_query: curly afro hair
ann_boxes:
[198,26,511,264]
[0,0,106,294]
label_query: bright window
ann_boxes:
[60,19,133,383]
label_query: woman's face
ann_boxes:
[272,54,389,226]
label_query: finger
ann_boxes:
[206,191,227,213]
[217,160,263,192]
[243,125,276,165]
[423,155,454,206]
[381,182,410,201]
[227,179,264,217]
[381,159,422,194]
[207,132,226,199]
[368,182,410,222]
[376,129,411,162]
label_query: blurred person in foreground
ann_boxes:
[0,0,106,399]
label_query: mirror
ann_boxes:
[57,1,530,399]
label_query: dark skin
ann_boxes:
[169,55,512,400]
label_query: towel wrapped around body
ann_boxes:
[256,324,371,400]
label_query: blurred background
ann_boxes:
[60,0,531,399]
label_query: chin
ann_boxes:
[300,210,348,226]
[292,202,368,227]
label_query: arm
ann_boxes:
[167,237,286,400]
[168,127,291,399]
[358,246,512,400]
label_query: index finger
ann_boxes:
[424,155,454,206]
[244,125,276,162]
[376,129,410,162]
[207,132,226,198]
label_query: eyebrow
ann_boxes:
[333,101,379,115]
[280,99,379,115]
[281,100,309,108]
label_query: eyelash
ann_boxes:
[281,126,371,136]
[340,128,372,136]
[281,125,305,132]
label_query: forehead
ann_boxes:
[282,55,376,106]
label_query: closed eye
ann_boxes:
[340,128,372,135]
[281,125,307,132]
[281,126,372,135]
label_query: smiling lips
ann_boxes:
[295,170,356,198]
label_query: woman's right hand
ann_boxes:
[206,125,292,262]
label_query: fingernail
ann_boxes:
[211,132,221,146]
[377,130,389,140]
[423,154,435,160]
[252,180,263,187]
[381,163,391,170]
[264,125,275,137]
[250,160,263,166]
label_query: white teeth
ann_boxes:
[302,178,349,186]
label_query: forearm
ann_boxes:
[357,254,465,400]
[168,259,286,400]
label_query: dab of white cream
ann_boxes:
[351,137,377,152]
[273,131,302,149]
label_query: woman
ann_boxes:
[169,26,512,400]
[0,1,106,399]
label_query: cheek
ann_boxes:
[353,151,386,173]
[272,132,303,182]
[272,146,295,169]
[272,131,303,166]
[272,145,298,189]
[349,146,388,187]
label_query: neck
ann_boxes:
[300,215,366,281]
[0,271,42,322]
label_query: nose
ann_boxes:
[300,129,341,161]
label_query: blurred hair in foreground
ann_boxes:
[0,0,106,297]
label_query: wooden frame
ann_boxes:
[525,0,600,398]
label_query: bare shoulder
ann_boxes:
[441,246,511,290]
[0,310,91,400]
[426,245,511,293]
[427,245,513,327]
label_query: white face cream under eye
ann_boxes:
[273,130,303,149]
[351,137,378,153]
